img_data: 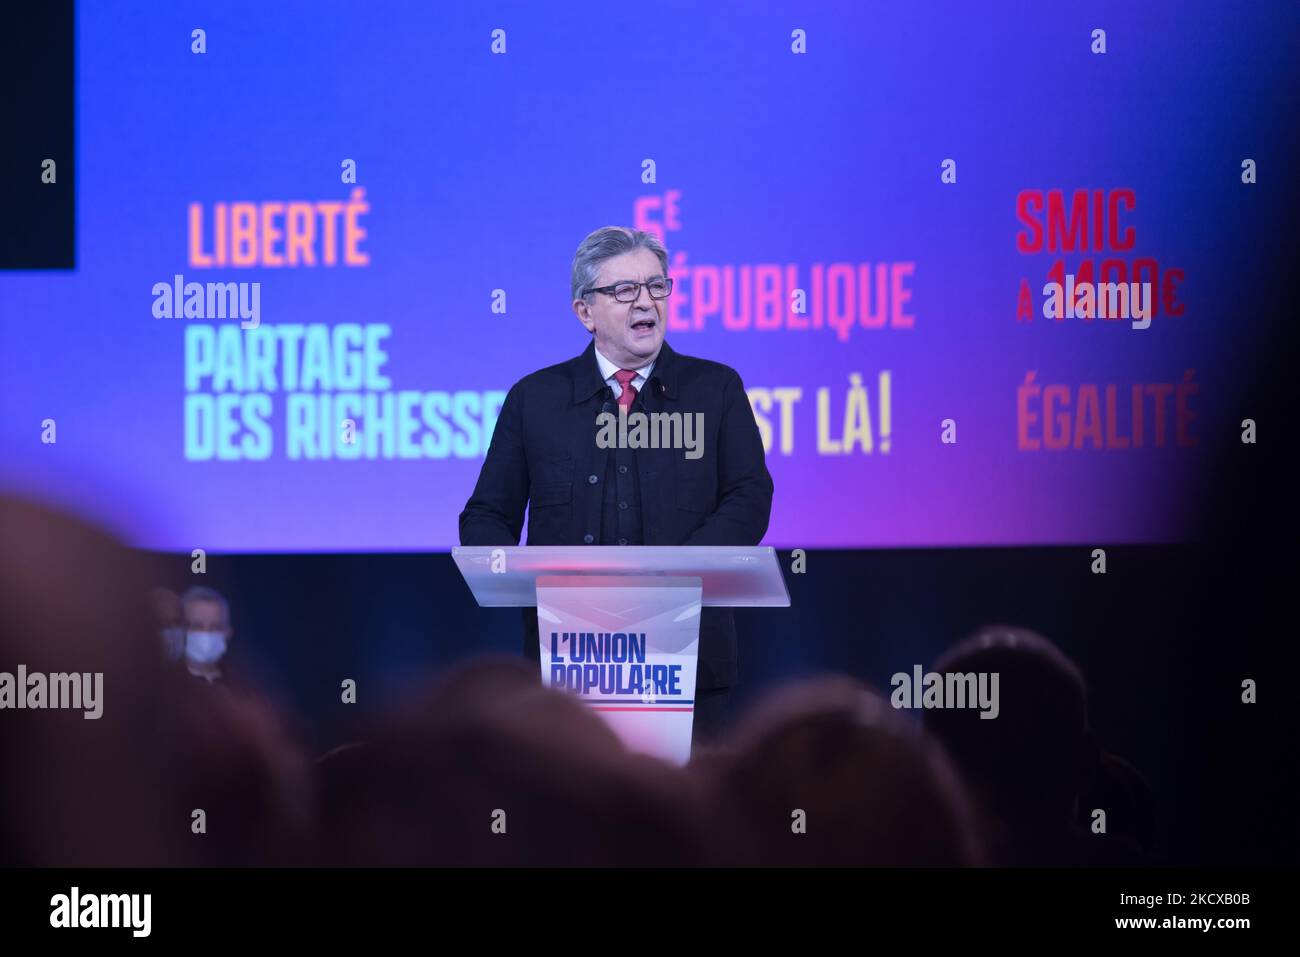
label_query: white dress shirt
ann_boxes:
[594,346,656,401]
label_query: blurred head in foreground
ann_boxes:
[700,676,985,866]
[923,625,1097,865]
[0,497,177,864]
[317,656,714,866]
[0,496,309,866]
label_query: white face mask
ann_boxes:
[161,627,186,662]
[186,630,228,664]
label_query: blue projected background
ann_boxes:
[1,0,1296,551]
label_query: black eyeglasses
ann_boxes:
[583,277,674,302]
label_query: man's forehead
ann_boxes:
[596,249,663,284]
[184,598,224,617]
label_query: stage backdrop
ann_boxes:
[1,0,1295,551]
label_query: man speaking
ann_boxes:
[459,226,773,745]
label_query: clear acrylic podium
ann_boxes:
[452,546,790,764]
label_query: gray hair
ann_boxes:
[180,585,231,629]
[570,226,669,302]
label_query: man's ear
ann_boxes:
[573,297,595,333]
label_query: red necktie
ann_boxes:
[614,369,638,411]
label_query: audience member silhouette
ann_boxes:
[922,625,1144,865]
[698,676,986,866]
[0,497,312,867]
[316,657,714,866]
[0,497,180,865]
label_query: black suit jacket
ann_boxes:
[458,339,774,689]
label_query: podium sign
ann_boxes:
[537,576,701,766]
[452,546,789,765]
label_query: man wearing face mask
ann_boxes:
[180,586,234,683]
[459,226,774,748]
